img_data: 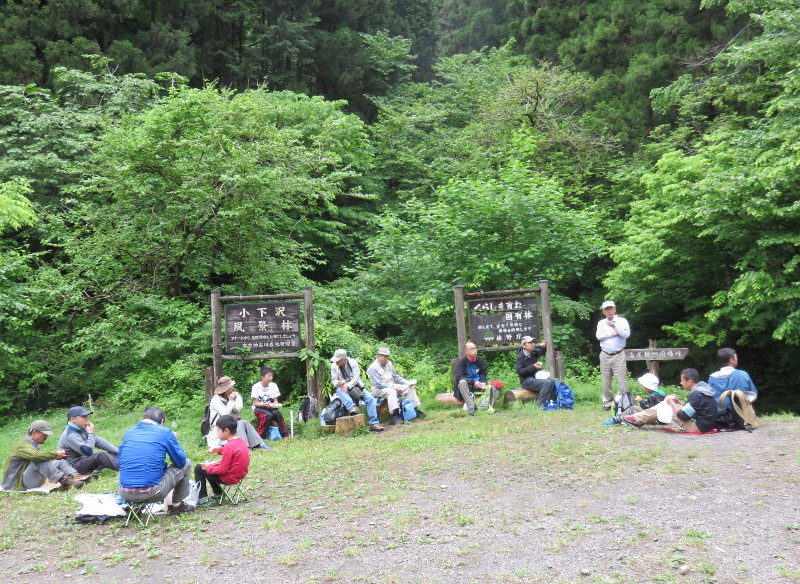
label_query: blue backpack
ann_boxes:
[401,398,417,421]
[542,381,575,411]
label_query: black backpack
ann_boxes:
[199,402,211,438]
[300,396,319,422]
[322,397,346,425]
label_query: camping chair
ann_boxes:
[219,477,247,506]
[123,500,158,528]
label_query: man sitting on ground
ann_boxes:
[2,420,84,491]
[117,405,194,515]
[454,342,496,415]
[194,415,250,506]
[621,368,717,433]
[57,406,119,475]
[367,347,425,425]
[707,347,758,410]
[515,336,557,405]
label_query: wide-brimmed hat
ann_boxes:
[29,419,54,435]
[330,349,348,363]
[214,376,236,394]
[637,372,660,391]
[67,406,93,418]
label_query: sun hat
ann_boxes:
[330,349,348,363]
[637,372,660,392]
[214,376,236,394]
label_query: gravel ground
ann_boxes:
[1,416,798,584]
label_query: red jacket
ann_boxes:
[206,436,249,485]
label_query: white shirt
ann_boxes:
[596,315,631,353]
[251,381,281,410]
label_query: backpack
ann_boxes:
[199,403,211,438]
[542,381,575,411]
[717,389,758,432]
[614,391,635,416]
[321,397,347,425]
[401,398,417,421]
[299,396,319,422]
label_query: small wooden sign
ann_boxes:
[625,348,688,361]
[224,302,302,353]
[467,295,539,346]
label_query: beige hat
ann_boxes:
[520,336,536,344]
[377,347,391,356]
[214,376,236,394]
[29,419,54,436]
[331,349,348,363]
[601,300,616,309]
[637,372,659,391]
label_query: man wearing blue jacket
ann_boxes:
[707,348,758,410]
[117,405,194,515]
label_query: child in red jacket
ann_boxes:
[194,415,250,505]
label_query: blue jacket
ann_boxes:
[708,368,757,410]
[119,420,187,488]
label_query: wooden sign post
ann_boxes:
[624,340,688,377]
[211,287,320,402]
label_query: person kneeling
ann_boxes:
[194,415,250,506]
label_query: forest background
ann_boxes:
[1,0,798,419]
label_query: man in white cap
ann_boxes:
[367,347,425,424]
[2,420,84,490]
[515,336,557,405]
[596,300,631,410]
[330,349,383,432]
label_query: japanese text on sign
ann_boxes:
[624,348,688,361]
[225,302,302,353]
[467,296,539,346]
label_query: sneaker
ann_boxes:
[257,443,272,451]
[368,424,384,432]
[466,408,476,415]
[620,414,642,428]
[348,406,360,416]
[602,404,612,411]
[414,409,427,420]
[389,412,404,425]
[602,417,620,426]
[197,496,221,507]
[167,501,195,515]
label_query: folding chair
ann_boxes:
[123,500,158,527]
[219,478,247,505]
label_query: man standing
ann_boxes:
[117,406,194,515]
[367,347,425,425]
[515,336,557,405]
[707,348,758,410]
[57,406,119,475]
[621,368,717,433]
[596,300,631,410]
[330,349,384,432]
[2,420,83,491]
[454,342,496,415]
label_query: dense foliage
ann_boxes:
[0,0,798,415]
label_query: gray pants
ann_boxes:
[457,380,498,409]
[521,376,557,405]
[117,459,193,504]
[237,420,267,448]
[22,459,77,489]
[71,451,119,475]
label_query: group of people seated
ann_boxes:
[330,347,426,432]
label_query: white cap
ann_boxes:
[601,300,616,309]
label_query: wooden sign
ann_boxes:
[224,302,302,353]
[467,296,539,346]
[625,348,688,361]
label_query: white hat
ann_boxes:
[535,370,551,380]
[520,336,536,344]
[377,347,391,356]
[601,300,616,309]
[637,372,659,391]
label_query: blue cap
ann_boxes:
[67,406,93,418]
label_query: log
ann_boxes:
[334,413,365,436]
[503,389,538,407]
[436,393,464,406]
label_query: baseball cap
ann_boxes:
[601,300,616,309]
[67,406,93,418]
[29,419,54,435]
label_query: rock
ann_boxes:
[678,565,690,575]
[580,568,592,577]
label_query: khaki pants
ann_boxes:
[600,351,628,405]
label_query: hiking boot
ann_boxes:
[466,408,476,415]
[257,443,272,451]
[620,414,642,428]
[602,417,620,426]
[389,411,404,425]
[602,404,612,411]
[348,406,360,416]
[59,476,84,489]
[414,409,427,420]
[167,501,195,515]
[368,424,384,432]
